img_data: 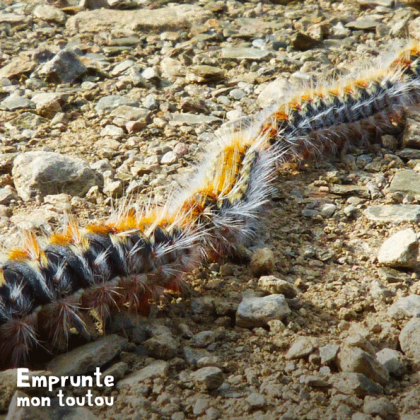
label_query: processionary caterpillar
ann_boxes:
[1,42,419,368]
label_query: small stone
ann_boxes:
[190,331,216,348]
[102,361,129,382]
[0,186,17,205]
[186,65,225,83]
[344,334,375,356]
[363,396,398,420]
[38,50,86,84]
[399,317,420,364]
[205,407,221,420]
[31,92,62,118]
[47,335,128,376]
[246,392,266,409]
[291,32,319,51]
[33,5,66,24]
[229,89,246,100]
[258,275,298,298]
[191,367,223,390]
[169,113,221,126]
[101,125,124,138]
[221,47,271,60]
[320,344,340,364]
[257,77,290,107]
[304,375,330,387]
[376,348,406,377]
[365,205,420,223]
[142,67,160,81]
[117,361,169,388]
[144,334,178,360]
[1,94,34,111]
[0,59,36,79]
[95,95,139,114]
[346,19,379,30]
[103,180,123,198]
[377,229,418,268]
[351,414,374,420]
[388,294,420,318]
[285,337,314,360]
[193,397,209,415]
[388,170,420,195]
[111,106,150,121]
[12,152,103,201]
[184,346,212,367]
[320,203,336,218]
[143,94,158,110]
[337,346,389,386]
[332,373,383,397]
[250,247,275,276]
[161,151,177,165]
[236,294,291,328]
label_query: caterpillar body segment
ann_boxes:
[260,43,420,162]
[1,42,420,367]
[0,129,275,367]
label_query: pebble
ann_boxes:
[161,151,178,165]
[388,170,420,195]
[101,125,125,138]
[258,275,298,298]
[191,367,224,390]
[46,334,128,376]
[285,337,314,360]
[250,247,275,276]
[111,105,150,121]
[229,89,246,100]
[320,203,337,218]
[363,397,398,420]
[1,94,34,111]
[236,294,291,328]
[0,186,17,205]
[190,331,216,348]
[291,32,319,51]
[95,95,139,114]
[376,348,406,377]
[399,317,420,364]
[143,94,158,110]
[332,373,383,397]
[66,5,213,34]
[365,205,420,223]
[246,392,266,409]
[31,92,63,118]
[0,59,36,79]
[186,65,225,83]
[117,361,169,388]
[388,294,420,318]
[170,113,221,126]
[144,333,179,360]
[12,151,103,201]
[337,346,389,386]
[319,344,340,365]
[38,50,87,84]
[257,77,290,107]
[221,47,271,60]
[33,5,67,25]
[184,346,213,367]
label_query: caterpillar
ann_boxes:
[1,41,419,369]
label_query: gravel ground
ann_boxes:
[1,0,420,419]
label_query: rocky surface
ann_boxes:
[1,0,420,419]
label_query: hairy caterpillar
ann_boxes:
[1,42,419,368]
